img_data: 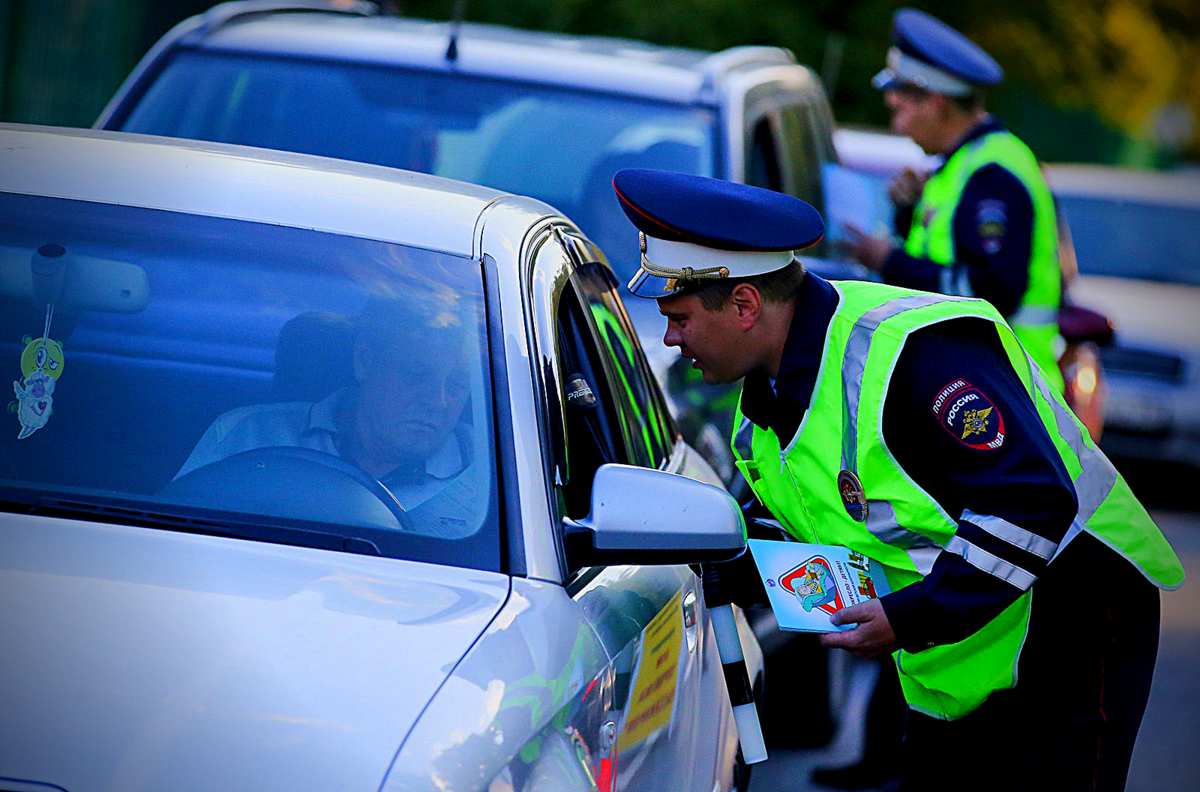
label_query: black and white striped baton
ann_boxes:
[701,557,768,764]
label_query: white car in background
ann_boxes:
[1046,164,1200,471]
[0,124,762,792]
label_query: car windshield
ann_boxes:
[0,193,501,571]
[120,49,720,283]
[1057,194,1200,287]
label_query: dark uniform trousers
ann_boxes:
[901,532,1160,792]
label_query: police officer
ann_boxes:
[614,167,1184,791]
[845,8,1066,392]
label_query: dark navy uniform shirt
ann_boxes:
[740,273,1079,652]
[883,118,1036,319]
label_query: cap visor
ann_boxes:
[626,268,684,300]
[871,68,902,91]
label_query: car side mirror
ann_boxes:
[562,463,746,567]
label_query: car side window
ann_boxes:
[532,234,626,520]
[570,262,675,470]
[554,278,625,519]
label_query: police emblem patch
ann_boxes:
[976,199,1008,254]
[930,378,1006,450]
[837,470,869,522]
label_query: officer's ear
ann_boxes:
[930,92,963,120]
[729,282,764,330]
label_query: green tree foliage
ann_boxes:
[3,0,1194,165]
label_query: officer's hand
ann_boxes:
[818,599,897,659]
[842,225,892,273]
[888,167,927,208]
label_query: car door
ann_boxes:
[532,227,741,791]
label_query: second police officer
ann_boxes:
[845,8,1067,392]
[612,163,1183,790]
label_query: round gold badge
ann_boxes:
[837,470,869,522]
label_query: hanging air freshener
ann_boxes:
[12,303,64,439]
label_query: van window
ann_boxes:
[122,50,719,284]
[746,116,783,192]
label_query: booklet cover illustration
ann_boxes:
[747,539,892,633]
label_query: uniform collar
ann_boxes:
[740,272,839,437]
[940,116,1006,166]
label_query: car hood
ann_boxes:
[0,512,509,792]
[1072,275,1200,353]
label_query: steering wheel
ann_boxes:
[161,446,414,533]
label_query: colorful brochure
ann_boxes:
[747,539,892,633]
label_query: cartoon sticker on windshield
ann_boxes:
[11,335,65,439]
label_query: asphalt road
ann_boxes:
[748,506,1200,792]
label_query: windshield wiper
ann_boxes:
[0,486,381,557]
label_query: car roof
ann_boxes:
[0,123,527,256]
[1043,163,1200,209]
[182,8,797,105]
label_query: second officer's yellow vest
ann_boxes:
[905,129,1064,392]
[732,279,1183,720]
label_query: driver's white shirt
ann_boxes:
[175,387,465,511]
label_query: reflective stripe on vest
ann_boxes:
[1008,304,1058,328]
[962,509,1057,560]
[838,291,977,577]
[945,534,1037,590]
[840,292,967,472]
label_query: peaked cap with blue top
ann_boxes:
[872,8,1003,97]
[613,169,824,299]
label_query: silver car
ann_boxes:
[0,124,763,792]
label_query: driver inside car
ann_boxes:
[174,294,477,531]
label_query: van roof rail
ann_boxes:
[698,46,795,78]
[696,46,796,96]
[184,0,377,41]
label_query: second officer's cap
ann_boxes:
[613,169,824,299]
[872,8,1003,97]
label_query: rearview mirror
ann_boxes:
[0,245,149,313]
[563,463,746,567]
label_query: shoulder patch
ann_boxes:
[930,378,1006,450]
[976,199,1007,253]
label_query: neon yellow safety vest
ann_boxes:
[905,129,1065,392]
[732,280,1183,720]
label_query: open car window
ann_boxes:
[0,193,501,571]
